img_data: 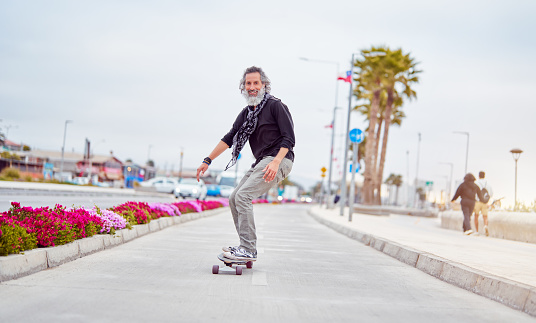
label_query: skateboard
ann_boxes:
[212,253,254,275]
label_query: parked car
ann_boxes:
[206,184,221,197]
[219,185,234,198]
[139,177,179,194]
[71,177,90,185]
[174,178,207,200]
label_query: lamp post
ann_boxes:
[59,120,73,182]
[406,150,410,207]
[147,144,153,165]
[510,148,523,210]
[414,133,421,208]
[179,147,184,181]
[88,139,105,184]
[453,131,469,174]
[439,162,453,201]
[339,53,357,216]
[4,124,18,139]
[299,57,340,205]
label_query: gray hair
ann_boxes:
[239,66,271,94]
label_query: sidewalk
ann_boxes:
[309,205,536,317]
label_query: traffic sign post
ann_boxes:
[349,128,364,144]
[348,128,363,222]
[320,167,326,205]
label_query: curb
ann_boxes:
[0,207,229,283]
[308,208,536,317]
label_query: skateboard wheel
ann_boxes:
[246,261,253,269]
[236,266,242,275]
[212,265,219,274]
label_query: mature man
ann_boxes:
[474,171,493,236]
[196,66,295,261]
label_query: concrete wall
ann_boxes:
[440,211,536,244]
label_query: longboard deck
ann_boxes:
[217,253,249,265]
[213,253,254,275]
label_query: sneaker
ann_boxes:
[464,230,473,235]
[223,247,257,261]
[222,246,240,253]
[473,232,480,236]
[484,226,489,236]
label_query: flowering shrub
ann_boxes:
[0,220,37,256]
[198,200,224,211]
[148,203,181,217]
[0,199,228,256]
[81,207,128,234]
[110,202,151,225]
[171,202,198,214]
[2,202,103,248]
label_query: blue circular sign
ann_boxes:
[349,128,364,143]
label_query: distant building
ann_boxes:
[4,150,125,185]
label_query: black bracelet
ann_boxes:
[203,157,212,165]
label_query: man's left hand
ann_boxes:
[262,160,280,182]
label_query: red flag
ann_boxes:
[324,121,333,128]
[337,71,351,83]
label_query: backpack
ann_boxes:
[481,187,490,203]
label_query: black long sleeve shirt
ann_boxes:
[222,96,295,166]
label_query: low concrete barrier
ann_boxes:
[351,204,438,217]
[440,211,536,244]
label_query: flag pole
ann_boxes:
[340,54,355,216]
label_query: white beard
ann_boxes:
[242,86,265,106]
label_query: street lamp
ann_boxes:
[59,120,73,182]
[88,139,105,183]
[414,133,421,208]
[299,57,340,204]
[338,52,363,216]
[510,148,523,210]
[439,162,453,200]
[147,144,153,165]
[4,124,18,139]
[179,147,184,181]
[453,131,470,174]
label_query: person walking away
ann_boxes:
[196,66,295,261]
[451,173,484,235]
[473,171,493,236]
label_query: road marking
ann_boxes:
[252,271,267,286]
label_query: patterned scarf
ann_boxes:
[225,93,272,171]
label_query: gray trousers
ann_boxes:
[228,156,293,253]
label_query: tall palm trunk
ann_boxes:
[363,86,381,204]
[372,116,383,204]
[374,88,395,205]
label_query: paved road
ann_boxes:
[0,205,533,322]
[0,188,192,212]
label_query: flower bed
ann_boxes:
[0,199,228,256]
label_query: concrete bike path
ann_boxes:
[309,205,536,317]
[1,205,533,322]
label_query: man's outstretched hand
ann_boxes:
[196,163,208,181]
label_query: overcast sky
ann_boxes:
[1,0,535,207]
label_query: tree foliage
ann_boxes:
[352,46,420,205]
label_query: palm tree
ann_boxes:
[353,46,420,205]
[374,49,420,204]
[385,173,403,205]
[355,77,407,204]
[354,48,387,204]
